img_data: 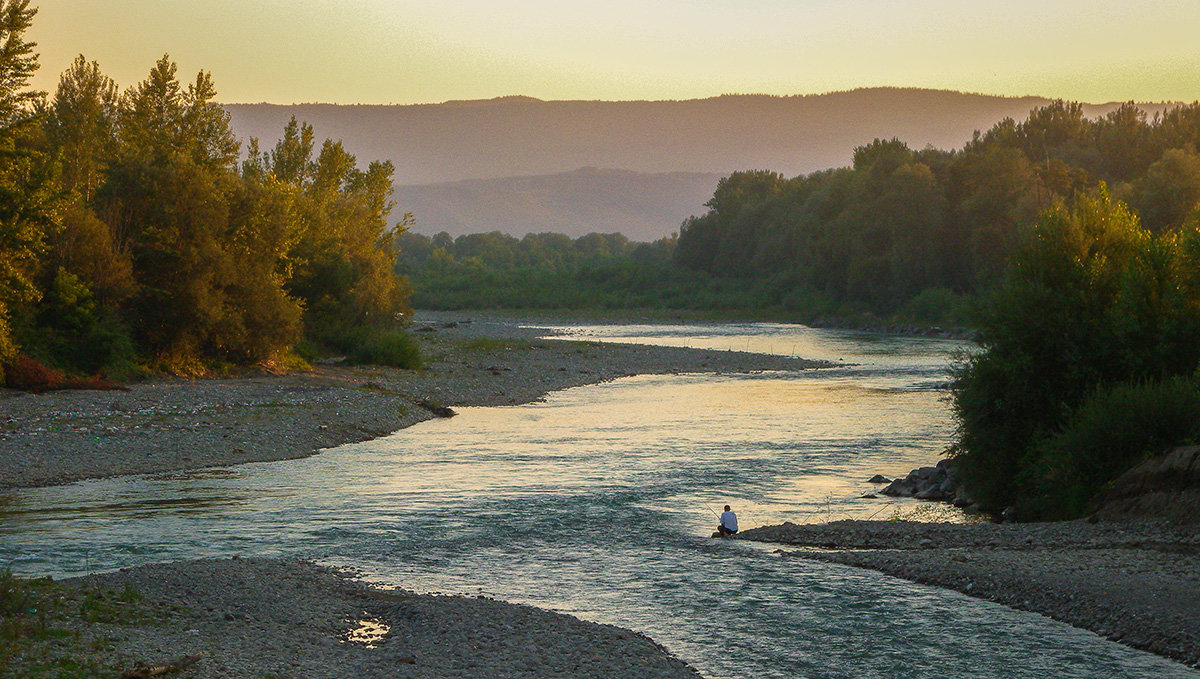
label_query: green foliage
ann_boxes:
[22,268,135,375]
[0,0,52,378]
[1027,375,1200,519]
[1,570,152,678]
[0,10,414,380]
[323,327,421,369]
[78,585,144,625]
[898,287,972,326]
[951,190,1200,518]
[671,100,1200,322]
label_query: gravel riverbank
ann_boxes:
[1,314,822,678]
[0,314,824,489]
[38,557,701,678]
[738,519,1200,668]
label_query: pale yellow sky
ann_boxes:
[28,0,1200,104]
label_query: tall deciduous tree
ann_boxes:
[0,0,52,373]
[105,55,301,368]
[46,55,117,201]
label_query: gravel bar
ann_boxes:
[55,557,702,678]
[0,313,826,489]
[738,519,1200,668]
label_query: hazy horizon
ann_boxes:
[31,1,1200,105]
[213,87,1189,109]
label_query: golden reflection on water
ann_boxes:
[350,371,964,529]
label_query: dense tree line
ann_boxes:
[676,100,1200,318]
[396,230,817,313]
[0,2,414,384]
[397,231,698,310]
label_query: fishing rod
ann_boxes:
[702,503,721,519]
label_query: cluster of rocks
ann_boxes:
[873,458,974,507]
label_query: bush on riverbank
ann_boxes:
[345,329,422,369]
[1027,375,1200,519]
[951,188,1200,519]
[303,326,422,370]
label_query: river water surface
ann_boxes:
[2,322,1196,678]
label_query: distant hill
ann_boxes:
[224,89,1175,238]
[394,167,722,239]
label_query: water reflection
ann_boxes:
[1,323,1194,679]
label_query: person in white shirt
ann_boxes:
[717,505,738,537]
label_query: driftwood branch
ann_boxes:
[417,398,456,417]
[122,653,201,678]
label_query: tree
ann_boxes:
[951,187,1200,517]
[0,0,52,374]
[45,55,117,201]
[105,56,301,367]
[283,135,412,343]
[1133,148,1200,233]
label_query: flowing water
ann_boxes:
[2,322,1196,678]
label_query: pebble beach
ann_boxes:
[738,519,1200,668]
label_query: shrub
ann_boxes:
[3,354,65,393]
[342,329,422,369]
[1025,375,1200,519]
[900,287,971,326]
[2,354,127,393]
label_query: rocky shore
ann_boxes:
[737,519,1200,668]
[24,557,700,678]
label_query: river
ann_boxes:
[2,322,1196,678]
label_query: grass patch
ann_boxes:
[0,570,160,679]
[359,381,400,396]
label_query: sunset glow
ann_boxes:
[30,0,1200,104]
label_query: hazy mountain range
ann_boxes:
[224,89,1172,240]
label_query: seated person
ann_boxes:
[717,505,738,537]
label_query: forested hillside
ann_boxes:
[674,100,1200,318]
[0,2,415,387]
[224,92,1170,185]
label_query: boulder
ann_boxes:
[880,478,916,497]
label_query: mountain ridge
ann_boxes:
[222,88,1179,238]
[225,88,1175,185]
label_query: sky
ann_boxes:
[27,0,1200,105]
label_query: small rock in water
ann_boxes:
[867,474,891,484]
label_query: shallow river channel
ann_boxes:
[3,322,1197,678]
